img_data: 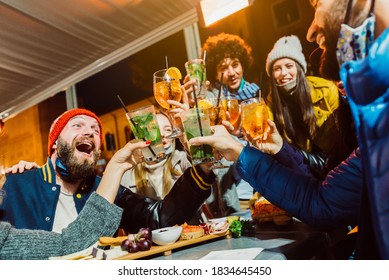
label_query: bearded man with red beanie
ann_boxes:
[1,108,215,233]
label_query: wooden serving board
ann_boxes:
[113,231,229,260]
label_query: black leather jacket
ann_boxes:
[118,166,215,233]
[298,98,358,180]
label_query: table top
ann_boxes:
[149,217,330,260]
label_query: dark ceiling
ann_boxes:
[76,31,188,116]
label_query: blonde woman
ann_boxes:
[120,112,191,199]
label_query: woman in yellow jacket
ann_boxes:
[264,35,357,179]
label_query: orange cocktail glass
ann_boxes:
[241,97,269,140]
[153,68,183,138]
[222,98,240,130]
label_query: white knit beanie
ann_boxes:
[266,35,307,76]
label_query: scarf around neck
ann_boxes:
[215,78,260,101]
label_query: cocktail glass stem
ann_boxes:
[166,109,182,139]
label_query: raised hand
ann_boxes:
[247,119,283,155]
[97,140,150,203]
[106,140,150,173]
[181,74,197,108]
[181,74,211,108]
[189,123,244,162]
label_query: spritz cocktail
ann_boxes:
[222,98,240,130]
[241,98,269,140]
[153,68,183,138]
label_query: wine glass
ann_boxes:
[153,68,183,139]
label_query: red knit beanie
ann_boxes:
[48,108,103,156]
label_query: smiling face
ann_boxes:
[272,58,298,86]
[216,58,243,91]
[59,115,101,158]
[55,115,101,181]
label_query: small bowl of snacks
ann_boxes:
[152,226,182,246]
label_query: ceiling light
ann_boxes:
[197,0,253,27]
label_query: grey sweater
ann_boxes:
[0,192,122,260]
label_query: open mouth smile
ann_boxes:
[75,140,95,156]
[278,78,293,85]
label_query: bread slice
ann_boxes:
[251,196,292,225]
[180,223,205,240]
[180,228,205,240]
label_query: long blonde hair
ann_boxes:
[133,112,183,198]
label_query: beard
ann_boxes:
[318,1,348,82]
[56,137,100,182]
[319,19,342,81]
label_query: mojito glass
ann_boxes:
[185,58,208,99]
[127,105,165,162]
[180,108,214,165]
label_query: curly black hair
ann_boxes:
[201,33,253,84]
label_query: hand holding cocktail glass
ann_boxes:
[185,58,207,99]
[153,67,183,139]
[117,95,166,163]
[184,58,215,108]
[180,107,215,165]
[188,124,245,163]
[222,97,241,137]
[240,97,270,146]
[195,97,231,168]
[179,84,228,169]
[246,119,283,155]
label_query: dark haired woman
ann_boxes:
[265,35,357,179]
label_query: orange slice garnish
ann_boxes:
[165,67,182,80]
[197,99,213,109]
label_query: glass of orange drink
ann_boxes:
[197,98,230,169]
[241,97,269,142]
[153,67,183,138]
[221,97,240,130]
[198,98,226,126]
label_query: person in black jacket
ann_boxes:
[1,108,215,234]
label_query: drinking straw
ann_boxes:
[216,73,224,107]
[203,50,207,63]
[116,95,157,157]
[259,72,263,99]
[165,56,169,69]
[215,73,224,125]
[198,72,204,98]
[192,85,204,137]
